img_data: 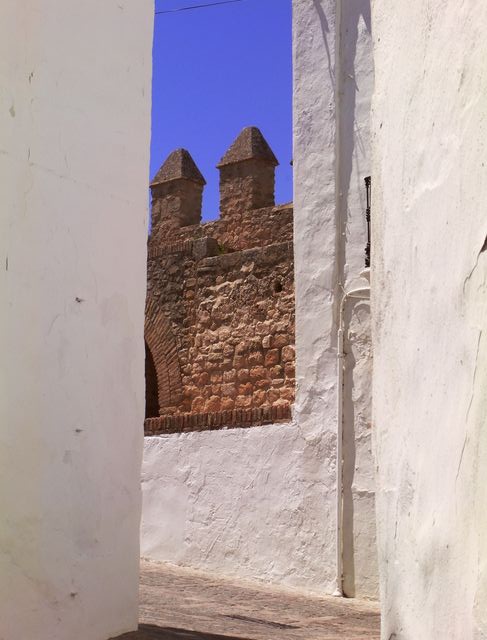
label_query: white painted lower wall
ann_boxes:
[142,422,336,594]
[142,336,377,599]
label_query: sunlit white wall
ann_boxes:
[0,3,153,638]
[372,0,487,636]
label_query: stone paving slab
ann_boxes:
[113,561,380,640]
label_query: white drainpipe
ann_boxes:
[333,278,370,597]
[332,0,373,598]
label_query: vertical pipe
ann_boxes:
[334,287,370,596]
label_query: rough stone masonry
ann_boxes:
[145,127,295,435]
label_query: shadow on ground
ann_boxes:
[113,561,380,640]
[114,624,251,640]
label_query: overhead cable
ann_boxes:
[156,0,246,15]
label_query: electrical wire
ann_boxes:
[155,0,246,15]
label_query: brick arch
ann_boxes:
[145,341,159,418]
[144,298,182,411]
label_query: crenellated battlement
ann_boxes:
[149,127,287,253]
[217,126,278,215]
[145,127,295,434]
[149,148,206,247]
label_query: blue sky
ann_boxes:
[151,0,292,221]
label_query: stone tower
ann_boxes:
[217,126,278,217]
[149,148,206,248]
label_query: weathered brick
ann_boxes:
[221,397,235,411]
[267,389,280,403]
[223,370,236,382]
[205,396,221,412]
[269,365,283,378]
[280,387,294,402]
[248,351,264,366]
[198,372,210,385]
[273,334,289,348]
[235,395,252,409]
[223,344,234,357]
[284,363,295,378]
[237,369,250,382]
[221,383,237,398]
[282,345,295,363]
[262,335,273,349]
[271,378,285,387]
[191,396,205,412]
[233,355,247,369]
[253,390,267,406]
[249,366,267,380]
[238,383,253,396]
[264,349,280,366]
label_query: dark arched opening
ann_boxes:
[145,341,160,419]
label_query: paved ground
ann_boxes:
[113,561,380,640]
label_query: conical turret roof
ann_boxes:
[217,127,278,168]
[150,148,206,186]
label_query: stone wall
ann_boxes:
[145,128,295,434]
[147,203,293,255]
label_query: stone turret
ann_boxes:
[150,148,206,246]
[217,127,278,217]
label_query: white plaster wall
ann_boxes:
[293,0,377,597]
[141,0,377,598]
[0,3,153,639]
[338,0,374,288]
[372,1,487,637]
[291,0,340,593]
[142,423,335,593]
[337,0,377,599]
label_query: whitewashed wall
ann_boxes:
[0,3,153,639]
[372,0,487,636]
[142,423,335,593]
[141,0,376,598]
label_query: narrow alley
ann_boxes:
[115,562,380,640]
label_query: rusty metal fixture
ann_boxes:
[364,176,371,268]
